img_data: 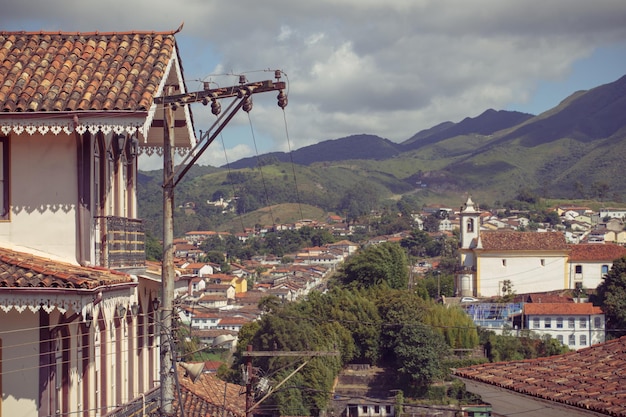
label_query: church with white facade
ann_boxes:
[456,197,626,298]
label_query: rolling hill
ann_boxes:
[138,73,626,236]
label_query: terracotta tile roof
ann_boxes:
[0,246,131,289]
[479,231,569,251]
[524,302,603,316]
[176,365,246,417]
[569,243,626,262]
[0,31,177,113]
[454,336,626,416]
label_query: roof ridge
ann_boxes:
[0,29,180,37]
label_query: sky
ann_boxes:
[1,0,626,171]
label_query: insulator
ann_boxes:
[203,81,211,91]
[211,99,221,115]
[277,91,288,109]
[237,89,245,99]
[239,74,247,84]
[201,97,209,106]
[243,96,253,112]
[170,102,178,111]
[274,70,281,80]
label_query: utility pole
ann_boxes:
[154,73,287,416]
[160,84,176,416]
[242,345,340,417]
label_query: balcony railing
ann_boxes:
[95,216,146,270]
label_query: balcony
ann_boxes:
[95,216,146,270]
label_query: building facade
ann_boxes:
[0,30,195,417]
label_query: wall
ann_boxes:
[0,133,78,262]
[1,310,40,417]
[478,252,567,297]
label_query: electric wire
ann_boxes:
[245,110,275,227]
[280,90,305,223]
[217,129,246,234]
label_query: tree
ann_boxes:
[337,242,409,289]
[393,324,448,394]
[596,256,626,338]
[145,232,163,261]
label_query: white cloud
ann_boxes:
[2,0,626,165]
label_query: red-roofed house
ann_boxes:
[0,29,196,417]
[524,302,605,349]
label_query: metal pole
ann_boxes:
[246,345,253,417]
[160,87,176,416]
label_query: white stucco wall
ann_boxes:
[477,253,567,297]
[2,309,40,417]
[0,134,78,262]
[526,313,605,350]
[568,260,611,290]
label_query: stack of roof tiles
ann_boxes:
[454,336,626,416]
[0,31,176,113]
[0,246,131,288]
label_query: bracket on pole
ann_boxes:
[156,79,287,188]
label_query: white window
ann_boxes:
[568,334,576,346]
[544,318,552,328]
[579,318,587,329]
[580,335,587,346]
[556,317,563,328]
[568,318,575,328]
[594,317,603,328]
[532,317,540,328]
[556,335,563,344]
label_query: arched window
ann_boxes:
[467,218,474,232]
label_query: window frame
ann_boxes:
[0,136,9,220]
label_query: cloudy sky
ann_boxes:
[2,1,626,170]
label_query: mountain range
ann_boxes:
[138,74,626,235]
[225,74,626,202]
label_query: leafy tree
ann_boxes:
[392,324,448,394]
[422,214,440,232]
[145,232,163,261]
[400,229,432,258]
[336,242,409,289]
[422,303,479,349]
[596,256,626,338]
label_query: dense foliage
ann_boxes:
[596,256,626,338]
[334,242,409,289]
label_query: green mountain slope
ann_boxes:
[138,73,626,237]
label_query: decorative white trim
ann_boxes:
[0,117,146,139]
[0,286,136,316]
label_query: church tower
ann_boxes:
[457,196,481,296]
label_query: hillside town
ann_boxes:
[2,29,626,417]
[148,196,626,357]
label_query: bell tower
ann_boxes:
[457,196,481,296]
[460,196,480,249]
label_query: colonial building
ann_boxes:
[457,197,625,298]
[457,197,570,297]
[0,29,195,417]
[524,302,605,350]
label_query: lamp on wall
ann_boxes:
[129,136,139,159]
[117,304,127,318]
[152,297,160,311]
[117,134,127,155]
[131,302,139,316]
[84,311,93,329]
